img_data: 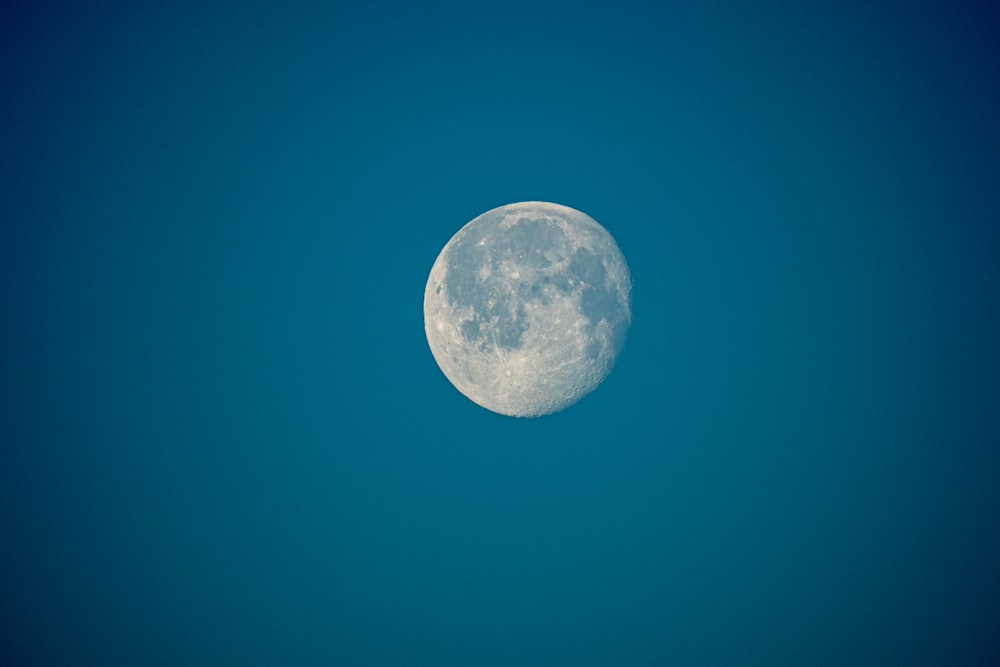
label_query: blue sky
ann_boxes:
[3,1,999,664]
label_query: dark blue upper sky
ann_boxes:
[2,1,999,665]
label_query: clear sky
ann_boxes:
[3,1,999,664]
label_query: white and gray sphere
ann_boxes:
[424,202,631,417]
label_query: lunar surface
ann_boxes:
[424,201,631,417]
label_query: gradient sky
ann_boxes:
[3,1,999,665]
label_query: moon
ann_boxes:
[424,201,632,417]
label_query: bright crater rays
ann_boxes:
[424,202,632,417]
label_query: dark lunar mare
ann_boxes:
[446,212,567,354]
[569,247,629,360]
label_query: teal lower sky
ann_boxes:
[3,1,999,664]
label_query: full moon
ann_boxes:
[424,201,632,417]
